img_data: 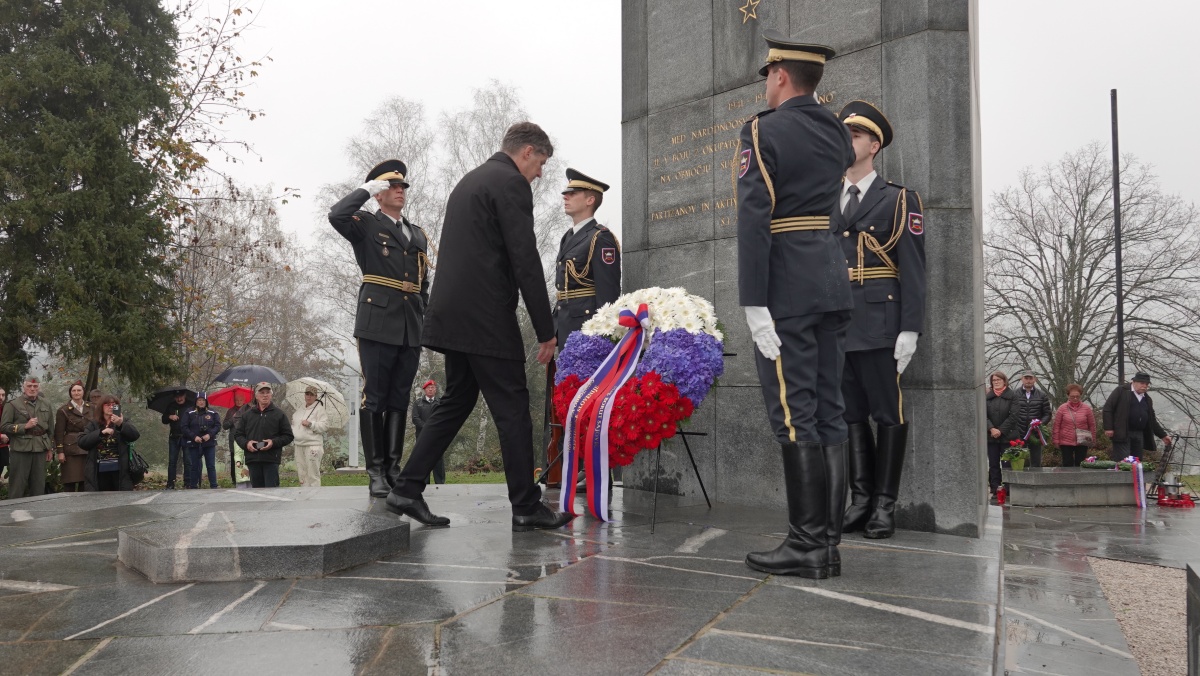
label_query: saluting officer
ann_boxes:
[328,160,431,498]
[834,101,926,540]
[737,30,855,580]
[554,169,621,348]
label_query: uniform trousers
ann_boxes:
[754,311,850,445]
[842,347,903,427]
[358,338,421,413]
[6,450,47,499]
[394,349,541,515]
[294,442,324,487]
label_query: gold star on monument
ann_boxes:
[739,0,760,24]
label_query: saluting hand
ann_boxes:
[360,179,391,196]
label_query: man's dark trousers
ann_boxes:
[167,436,190,488]
[394,350,540,515]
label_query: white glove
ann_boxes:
[894,331,919,374]
[744,306,782,361]
[359,179,391,196]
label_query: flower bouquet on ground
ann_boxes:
[553,287,724,520]
[1001,440,1030,471]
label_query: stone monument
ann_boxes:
[620,0,985,536]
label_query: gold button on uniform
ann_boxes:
[367,297,372,302]
[887,295,893,300]
[584,310,590,314]
[843,231,850,237]
[869,226,875,231]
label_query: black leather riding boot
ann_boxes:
[824,440,848,576]
[841,423,875,532]
[745,441,830,579]
[383,411,406,489]
[361,410,389,498]
[864,423,908,539]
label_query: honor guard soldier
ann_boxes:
[835,101,927,540]
[555,169,621,347]
[737,30,855,579]
[328,160,430,498]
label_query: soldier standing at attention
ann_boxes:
[835,101,926,540]
[328,160,430,498]
[737,30,855,579]
[554,169,620,347]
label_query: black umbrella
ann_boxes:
[211,364,287,387]
[147,387,197,415]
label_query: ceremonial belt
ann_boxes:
[556,288,596,302]
[770,216,831,234]
[363,274,420,294]
[849,266,900,282]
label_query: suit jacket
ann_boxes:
[737,95,854,318]
[328,189,430,347]
[421,152,554,360]
[553,218,621,346]
[1102,385,1168,445]
[833,175,927,352]
[412,395,439,433]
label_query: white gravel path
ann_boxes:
[1089,556,1186,676]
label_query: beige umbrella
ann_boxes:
[282,377,348,429]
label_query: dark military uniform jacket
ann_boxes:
[553,218,621,346]
[411,395,439,435]
[328,189,431,347]
[834,175,926,352]
[736,95,855,318]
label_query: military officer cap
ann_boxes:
[562,168,609,195]
[758,29,836,77]
[366,159,410,188]
[839,100,894,149]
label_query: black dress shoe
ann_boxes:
[385,492,450,527]
[512,503,573,532]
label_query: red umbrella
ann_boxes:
[207,385,253,409]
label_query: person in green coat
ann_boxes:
[0,377,55,499]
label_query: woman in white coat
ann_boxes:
[291,386,329,487]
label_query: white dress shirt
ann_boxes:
[840,170,877,213]
[380,211,412,242]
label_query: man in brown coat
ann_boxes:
[386,122,570,533]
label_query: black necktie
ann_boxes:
[843,184,861,221]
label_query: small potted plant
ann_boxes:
[1001,440,1031,471]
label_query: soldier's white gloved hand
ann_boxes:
[358,179,391,196]
[894,331,919,374]
[744,306,782,361]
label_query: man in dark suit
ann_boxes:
[387,122,571,532]
[328,160,430,498]
[1103,372,1173,460]
[834,101,927,540]
[554,168,621,347]
[411,379,443,484]
[737,31,855,579]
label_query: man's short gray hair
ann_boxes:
[501,122,554,157]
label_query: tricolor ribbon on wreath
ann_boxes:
[1024,418,1047,446]
[559,304,651,521]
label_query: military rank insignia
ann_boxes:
[907,213,924,235]
[738,149,752,178]
[601,248,616,265]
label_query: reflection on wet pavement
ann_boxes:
[0,485,1006,674]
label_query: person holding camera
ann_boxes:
[234,382,294,488]
[77,395,140,492]
[182,392,222,489]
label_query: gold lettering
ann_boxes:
[719,216,733,227]
[716,197,737,210]
[659,175,672,184]
[670,134,686,145]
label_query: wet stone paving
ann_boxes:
[1003,503,1200,675]
[0,485,1005,675]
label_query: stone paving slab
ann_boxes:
[118,508,410,583]
[0,485,1003,674]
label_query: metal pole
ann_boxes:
[1111,89,1125,384]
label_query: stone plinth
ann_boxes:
[1189,564,1200,676]
[118,508,409,583]
[1003,468,1139,507]
[622,0,984,536]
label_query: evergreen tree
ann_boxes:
[0,0,180,390]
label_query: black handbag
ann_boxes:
[128,444,149,484]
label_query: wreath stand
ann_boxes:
[536,424,712,532]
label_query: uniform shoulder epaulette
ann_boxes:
[751,108,775,122]
[886,180,920,195]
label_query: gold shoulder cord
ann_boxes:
[751,117,776,212]
[565,230,604,290]
[853,189,908,284]
[730,138,741,199]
